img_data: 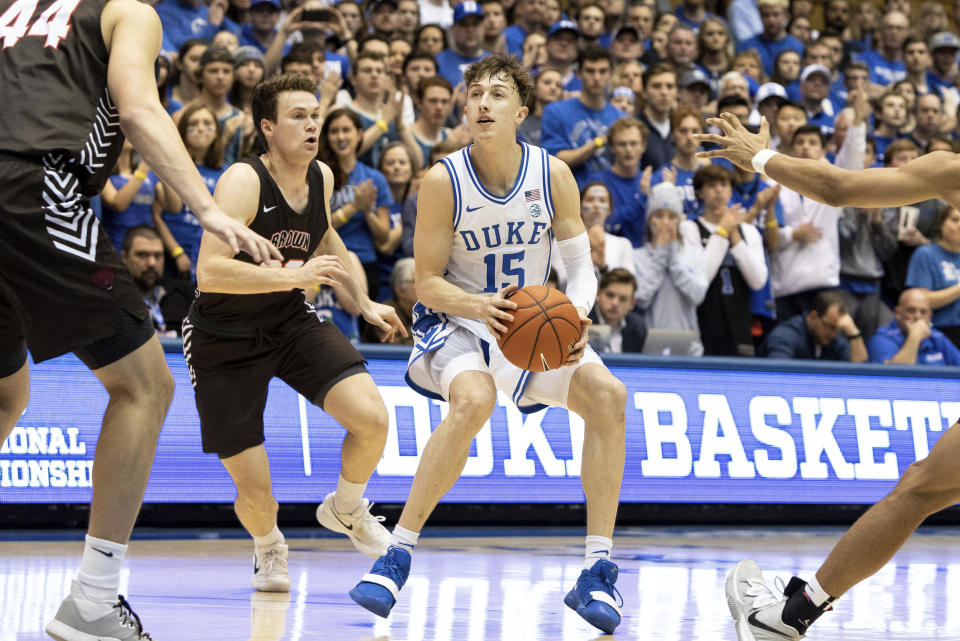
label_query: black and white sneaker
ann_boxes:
[726,560,804,640]
[316,492,390,559]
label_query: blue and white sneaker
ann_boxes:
[563,559,623,634]
[349,545,411,618]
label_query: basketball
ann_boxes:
[496,285,583,372]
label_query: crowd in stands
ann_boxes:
[97,0,960,367]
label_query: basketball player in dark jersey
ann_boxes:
[0,0,280,638]
[185,73,407,593]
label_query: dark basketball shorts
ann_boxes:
[0,155,151,371]
[183,313,367,458]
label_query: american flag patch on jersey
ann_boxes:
[524,189,541,202]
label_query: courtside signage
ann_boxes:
[1,354,958,503]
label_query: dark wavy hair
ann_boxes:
[318,108,365,190]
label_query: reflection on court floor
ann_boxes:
[3,527,960,640]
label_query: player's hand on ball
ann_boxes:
[694,113,771,172]
[298,255,349,289]
[480,285,519,336]
[362,301,409,343]
[565,309,592,366]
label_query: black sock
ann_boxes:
[780,577,833,635]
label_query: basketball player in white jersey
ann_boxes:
[349,53,629,634]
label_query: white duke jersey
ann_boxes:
[441,142,555,300]
[406,142,559,410]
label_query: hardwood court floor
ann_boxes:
[3,526,960,640]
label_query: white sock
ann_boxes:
[253,525,285,549]
[390,525,419,553]
[333,475,367,514]
[74,535,126,620]
[804,574,835,607]
[584,535,613,569]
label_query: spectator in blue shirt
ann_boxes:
[853,10,907,87]
[155,0,237,51]
[320,108,394,300]
[538,20,581,92]
[905,206,960,347]
[541,45,625,188]
[673,0,714,34]
[727,0,763,42]
[651,106,711,220]
[588,117,650,247]
[503,0,547,56]
[437,2,488,89]
[929,32,960,97]
[872,91,908,162]
[762,290,868,361]
[735,0,803,77]
[238,0,280,53]
[798,64,836,137]
[869,289,960,365]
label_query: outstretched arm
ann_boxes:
[102,0,281,263]
[695,113,960,209]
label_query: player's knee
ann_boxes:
[580,371,627,417]
[236,480,277,512]
[348,397,390,441]
[449,387,497,426]
[894,460,960,515]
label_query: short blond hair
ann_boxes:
[757,0,788,8]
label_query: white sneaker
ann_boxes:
[252,543,289,593]
[315,492,390,558]
[46,586,153,641]
[726,560,803,641]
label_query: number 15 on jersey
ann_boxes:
[483,250,526,293]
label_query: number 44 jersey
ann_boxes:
[0,0,124,196]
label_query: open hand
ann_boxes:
[695,113,772,172]
[200,209,283,263]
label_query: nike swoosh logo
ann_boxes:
[263,205,278,213]
[331,509,353,531]
[92,547,114,557]
[747,611,792,638]
[465,205,483,212]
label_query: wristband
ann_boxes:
[765,218,780,228]
[375,119,388,132]
[751,149,779,175]
[171,246,185,259]
[134,170,148,180]
[593,136,604,148]
[847,333,862,340]
[714,226,729,238]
